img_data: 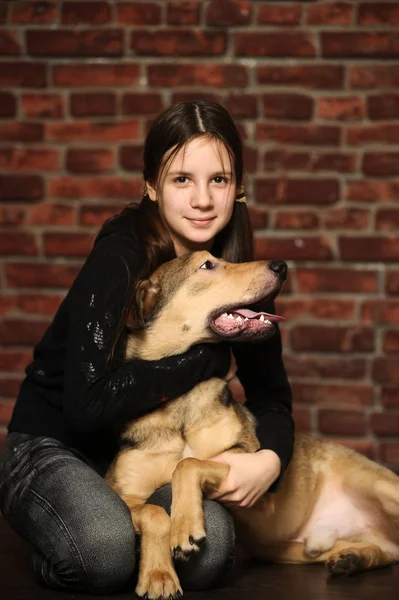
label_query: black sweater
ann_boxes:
[8,214,294,488]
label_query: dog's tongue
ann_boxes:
[234,308,285,322]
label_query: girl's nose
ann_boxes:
[191,185,213,209]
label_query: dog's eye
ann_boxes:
[199,260,214,270]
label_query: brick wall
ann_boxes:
[0,1,398,467]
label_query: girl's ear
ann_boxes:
[127,277,161,329]
[145,181,157,202]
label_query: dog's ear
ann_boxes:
[127,277,161,329]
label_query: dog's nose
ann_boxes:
[268,260,288,280]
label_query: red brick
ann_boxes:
[248,206,268,230]
[27,203,77,226]
[0,148,60,171]
[379,442,399,465]
[0,296,14,317]
[243,146,258,174]
[254,237,332,261]
[317,96,364,121]
[293,408,311,433]
[323,208,370,230]
[349,66,399,89]
[236,32,315,58]
[80,204,125,227]
[0,350,32,373]
[263,150,356,174]
[323,32,399,58]
[258,3,301,25]
[116,2,161,24]
[319,410,367,436]
[15,294,63,317]
[206,1,251,25]
[148,64,248,88]
[0,232,38,256]
[0,319,49,346]
[0,3,6,24]
[361,300,399,324]
[376,208,399,231]
[363,153,399,177]
[373,357,399,384]
[0,122,43,143]
[49,176,142,199]
[0,62,47,88]
[5,263,80,289]
[0,402,14,426]
[387,271,399,295]
[291,382,373,406]
[53,64,139,87]
[384,330,399,354]
[346,180,399,203]
[307,2,353,25]
[10,1,56,23]
[27,29,123,57]
[43,233,93,258]
[255,178,339,205]
[347,124,399,146]
[284,356,367,380]
[226,94,258,119]
[382,386,399,408]
[0,92,16,117]
[21,93,64,119]
[262,93,313,120]
[0,31,21,55]
[368,94,399,120]
[291,325,374,353]
[0,380,22,399]
[171,92,222,104]
[66,148,115,174]
[62,1,111,24]
[0,175,44,202]
[70,92,117,117]
[131,30,227,57]
[278,297,355,320]
[167,2,200,25]
[257,65,344,89]
[0,207,25,227]
[121,93,164,115]
[257,124,340,146]
[119,145,144,171]
[296,267,378,294]
[358,3,399,25]
[340,236,399,262]
[46,121,139,142]
[274,211,319,230]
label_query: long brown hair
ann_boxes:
[105,100,254,358]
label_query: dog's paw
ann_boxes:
[305,529,337,558]
[136,567,183,600]
[327,551,362,578]
[170,514,206,561]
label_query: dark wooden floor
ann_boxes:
[1,518,399,600]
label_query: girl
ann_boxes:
[0,101,294,595]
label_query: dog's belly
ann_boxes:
[293,480,381,543]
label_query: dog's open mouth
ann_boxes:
[210,306,285,338]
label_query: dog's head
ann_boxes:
[126,251,287,359]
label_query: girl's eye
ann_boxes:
[213,176,228,184]
[199,260,214,270]
[174,176,188,184]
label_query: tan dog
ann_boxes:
[105,251,399,600]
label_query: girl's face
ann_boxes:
[146,136,237,257]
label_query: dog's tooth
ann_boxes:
[236,316,242,322]
[265,319,272,325]
[222,312,228,317]
[227,313,234,319]
[244,317,249,321]
[259,314,265,322]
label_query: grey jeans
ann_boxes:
[0,432,235,595]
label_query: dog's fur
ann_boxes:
[105,251,399,600]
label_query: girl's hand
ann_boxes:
[208,449,281,508]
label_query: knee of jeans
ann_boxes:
[176,499,236,591]
[33,516,136,594]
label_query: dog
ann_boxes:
[105,251,399,600]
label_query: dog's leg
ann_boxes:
[257,539,396,576]
[170,458,229,561]
[121,494,182,600]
